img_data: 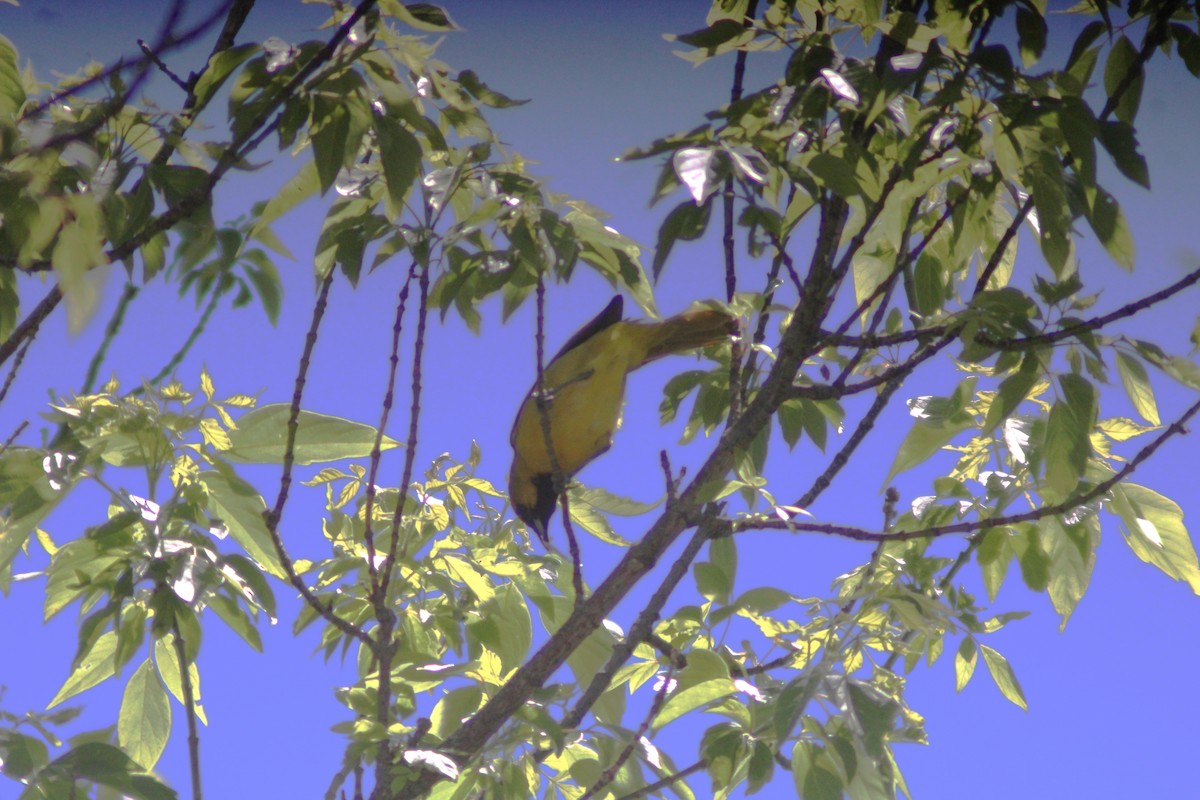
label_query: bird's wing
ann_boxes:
[550,295,623,361]
[509,296,624,448]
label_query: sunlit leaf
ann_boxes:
[222,404,399,464]
[1040,516,1098,628]
[954,637,977,691]
[979,645,1027,710]
[884,411,973,485]
[1103,35,1142,125]
[655,649,735,728]
[119,659,172,769]
[1041,375,1096,499]
[1115,352,1160,425]
[198,471,285,579]
[49,631,118,708]
[42,742,177,800]
[1110,483,1200,593]
[672,147,720,204]
[792,741,843,800]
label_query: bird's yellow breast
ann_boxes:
[510,323,649,478]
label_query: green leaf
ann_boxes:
[430,686,483,742]
[954,637,977,691]
[884,410,973,485]
[1097,121,1149,189]
[1066,21,1106,74]
[574,485,660,516]
[695,535,736,605]
[1040,516,1097,628]
[467,583,532,674]
[702,723,746,790]
[457,70,528,108]
[653,200,712,279]
[395,3,460,32]
[913,254,945,317]
[668,18,748,50]
[1110,483,1200,593]
[1025,151,1072,276]
[375,112,422,213]
[53,217,108,333]
[1103,35,1142,125]
[191,43,256,109]
[310,99,352,194]
[1086,186,1134,271]
[746,740,776,795]
[655,649,735,728]
[1115,352,1160,425]
[846,682,896,758]
[198,471,285,579]
[977,527,1012,601]
[154,635,207,725]
[792,741,844,800]
[0,34,25,121]
[249,160,320,245]
[222,404,399,464]
[808,152,864,200]
[119,659,172,769]
[1015,7,1047,67]
[979,644,1027,710]
[567,487,632,547]
[984,354,1040,433]
[1041,374,1096,499]
[0,730,47,779]
[49,630,118,708]
[1013,524,1050,592]
[208,593,264,651]
[0,448,66,587]
[42,742,177,800]
[442,554,496,603]
[221,553,277,617]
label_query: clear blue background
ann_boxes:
[3,2,1200,797]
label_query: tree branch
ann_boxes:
[739,392,1200,542]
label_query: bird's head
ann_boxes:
[509,462,558,544]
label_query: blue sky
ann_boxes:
[3,1,1200,798]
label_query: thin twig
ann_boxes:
[138,38,189,91]
[171,619,204,800]
[974,194,1031,295]
[722,0,760,423]
[137,278,227,392]
[0,334,33,411]
[613,759,707,800]
[822,263,1200,353]
[1,420,29,456]
[264,270,373,650]
[27,1,219,117]
[537,516,715,764]
[361,263,417,585]
[0,288,63,370]
[80,282,139,395]
[580,659,679,800]
[383,259,429,578]
[741,393,1200,542]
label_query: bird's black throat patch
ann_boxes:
[529,472,559,542]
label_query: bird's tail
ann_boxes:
[639,306,736,365]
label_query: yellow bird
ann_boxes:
[508,296,736,542]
